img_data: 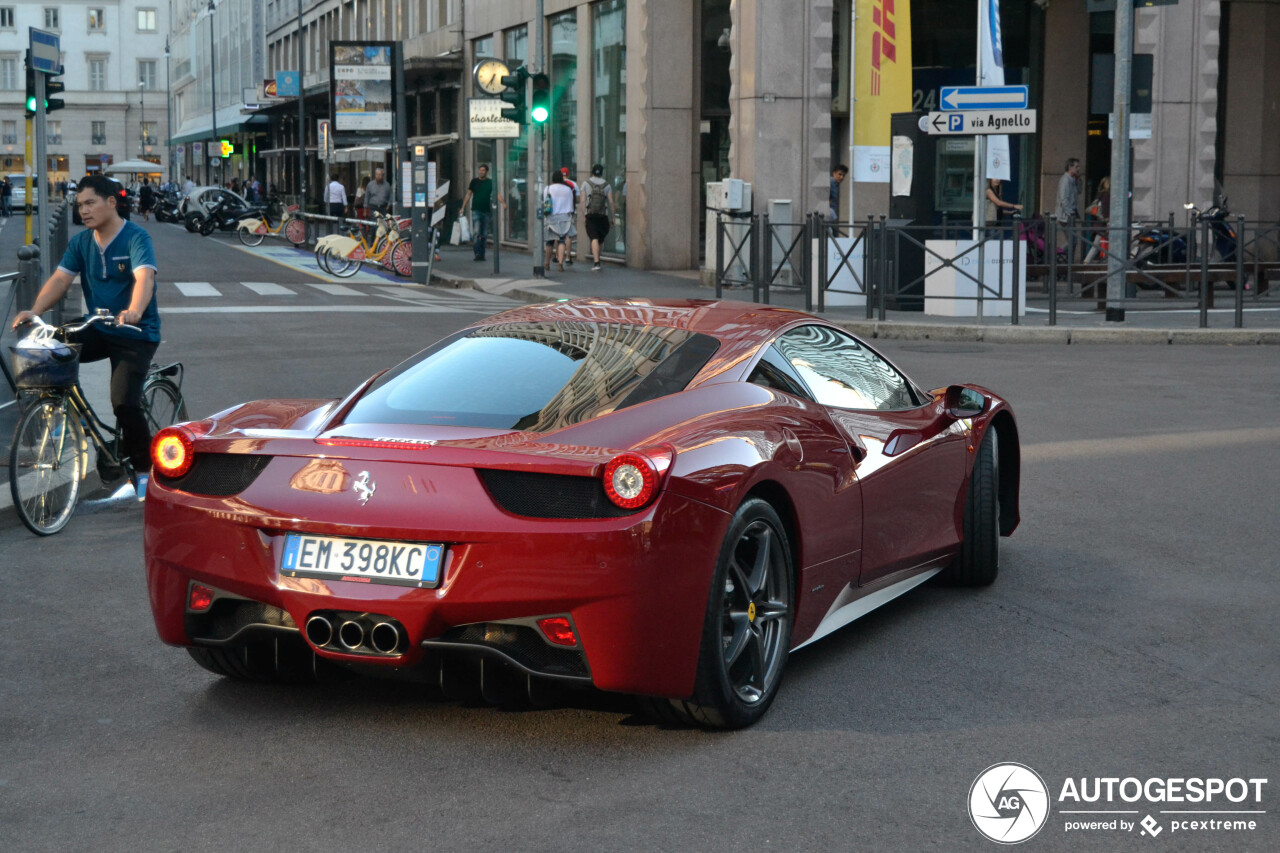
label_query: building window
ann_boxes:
[44,7,60,30]
[139,60,157,89]
[474,35,493,60]
[549,11,578,181]
[92,121,106,145]
[2,119,16,146]
[0,56,16,90]
[137,8,156,32]
[89,58,106,91]
[0,8,14,29]
[48,120,61,144]
[88,8,105,32]
[503,25,529,243]
[592,0,626,256]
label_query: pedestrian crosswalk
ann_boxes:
[163,280,521,315]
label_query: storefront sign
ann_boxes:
[330,42,394,141]
[467,98,520,139]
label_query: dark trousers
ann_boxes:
[65,326,159,472]
[472,211,491,259]
[328,202,346,220]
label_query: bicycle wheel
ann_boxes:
[326,247,362,278]
[143,378,188,433]
[238,222,266,246]
[285,218,307,245]
[314,245,334,274]
[9,399,88,536]
[391,241,413,277]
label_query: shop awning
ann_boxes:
[169,114,269,147]
[329,144,391,164]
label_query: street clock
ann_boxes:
[473,59,510,96]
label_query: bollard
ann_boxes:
[15,244,41,319]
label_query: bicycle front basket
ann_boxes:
[9,343,82,389]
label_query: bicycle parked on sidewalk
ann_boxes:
[314,212,412,278]
[236,196,307,247]
[8,311,187,535]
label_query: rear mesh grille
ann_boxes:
[156,453,272,496]
[477,469,639,519]
[441,623,590,678]
[186,599,296,642]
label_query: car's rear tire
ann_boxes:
[646,498,794,729]
[943,428,1000,586]
[187,639,346,683]
[184,212,203,232]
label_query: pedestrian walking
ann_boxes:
[462,164,507,262]
[560,167,579,264]
[984,178,1022,225]
[1083,176,1111,263]
[354,175,369,219]
[325,173,348,220]
[582,165,613,271]
[829,164,848,221]
[542,172,575,272]
[182,176,195,197]
[138,178,155,222]
[1,177,11,217]
[1056,157,1082,254]
[365,167,393,216]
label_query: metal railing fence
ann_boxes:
[711,211,1280,328]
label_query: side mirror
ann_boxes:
[945,385,987,419]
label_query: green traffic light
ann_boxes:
[26,96,37,112]
[531,105,549,123]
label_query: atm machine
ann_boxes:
[888,112,977,309]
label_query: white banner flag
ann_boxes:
[979,0,1011,181]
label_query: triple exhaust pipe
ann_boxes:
[306,614,403,655]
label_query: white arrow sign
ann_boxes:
[926,110,1037,136]
[940,86,1029,111]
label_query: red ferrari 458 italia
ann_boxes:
[145,298,1019,728]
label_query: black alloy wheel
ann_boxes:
[646,498,794,729]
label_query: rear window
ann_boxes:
[343,322,720,431]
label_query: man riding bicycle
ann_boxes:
[12,173,161,494]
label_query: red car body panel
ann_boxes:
[143,298,1020,700]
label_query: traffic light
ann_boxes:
[25,64,36,117]
[23,56,65,116]
[500,67,528,126]
[530,74,551,124]
[45,69,65,113]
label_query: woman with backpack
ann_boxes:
[583,164,613,271]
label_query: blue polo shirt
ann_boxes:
[57,220,160,342]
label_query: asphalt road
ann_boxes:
[1,223,1277,852]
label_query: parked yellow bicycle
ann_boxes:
[236,198,306,247]
[314,213,412,278]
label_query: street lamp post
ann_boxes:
[165,37,173,184]
[139,80,146,156]
[207,0,217,185]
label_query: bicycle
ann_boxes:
[314,212,412,278]
[237,196,306,247]
[8,311,188,535]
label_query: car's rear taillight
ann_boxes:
[152,426,195,477]
[602,446,673,509]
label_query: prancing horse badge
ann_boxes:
[353,470,376,505]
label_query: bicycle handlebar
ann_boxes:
[21,310,141,335]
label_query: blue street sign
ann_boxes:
[276,71,300,97]
[29,28,60,74]
[940,85,1028,111]
[948,114,964,132]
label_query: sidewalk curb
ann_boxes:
[430,269,1279,345]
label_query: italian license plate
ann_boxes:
[280,533,444,588]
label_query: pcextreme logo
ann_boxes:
[969,764,1269,844]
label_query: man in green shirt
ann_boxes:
[461,164,507,262]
